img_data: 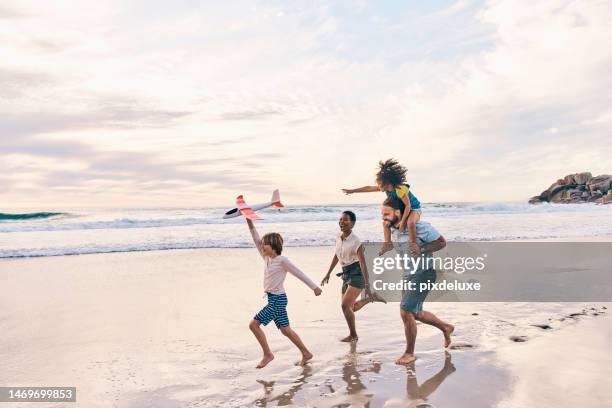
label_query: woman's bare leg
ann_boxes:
[341,286,362,341]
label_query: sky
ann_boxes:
[2,0,612,209]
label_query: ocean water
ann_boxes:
[1,202,612,258]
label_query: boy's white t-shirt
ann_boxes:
[249,226,318,294]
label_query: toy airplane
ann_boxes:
[223,189,284,220]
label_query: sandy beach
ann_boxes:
[1,246,610,408]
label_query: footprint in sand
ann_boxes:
[509,335,528,343]
[449,342,474,350]
[531,324,552,330]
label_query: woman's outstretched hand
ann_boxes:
[320,273,331,286]
[314,287,322,296]
[341,189,353,195]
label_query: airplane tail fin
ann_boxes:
[271,189,284,207]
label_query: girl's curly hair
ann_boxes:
[376,159,407,188]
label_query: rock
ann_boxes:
[603,190,612,205]
[569,189,582,197]
[528,196,542,204]
[574,172,592,185]
[588,191,603,202]
[587,174,612,194]
[529,172,611,204]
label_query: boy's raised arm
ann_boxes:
[246,218,264,258]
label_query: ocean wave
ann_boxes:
[2,202,610,233]
[3,229,612,258]
[0,212,66,221]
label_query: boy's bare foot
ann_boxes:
[370,292,387,304]
[295,351,313,366]
[256,353,274,369]
[395,353,416,365]
[341,335,358,342]
[443,324,455,348]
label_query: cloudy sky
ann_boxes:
[2,0,611,209]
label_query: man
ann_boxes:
[381,197,455,365]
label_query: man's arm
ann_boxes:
[420,235,446,254]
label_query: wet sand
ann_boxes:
[1,247,610,407]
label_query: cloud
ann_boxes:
[217,108,283,121]
[2,0,611,206]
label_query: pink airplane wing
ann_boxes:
[235,195,263,220]
[239,207,263,220]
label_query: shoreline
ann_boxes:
[2,234,612,261]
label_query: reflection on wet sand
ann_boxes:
[254,365,313,407]
[339,342,380,407]
[403,351,456,408]
[254,342,456,407]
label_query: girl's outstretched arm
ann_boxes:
[246,218,264,258]
[342,185,381,194]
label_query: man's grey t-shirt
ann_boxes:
[391,220,441,246]
[391,220,441,275]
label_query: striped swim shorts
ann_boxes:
[254,292,289,328]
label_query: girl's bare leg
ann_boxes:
[407,210,421,244]
[249,319,275,368]
[279,326,313,366]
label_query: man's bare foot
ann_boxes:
[370,292,387,304]
[395,353,416,365]
[256,353,274,369]
[295,351,313,366]
[341,335,358,342]
[443,324,455,348]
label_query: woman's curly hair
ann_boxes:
[376,159,407,188]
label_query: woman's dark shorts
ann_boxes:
[337,261,365,294]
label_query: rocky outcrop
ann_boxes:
[529,172,612,204]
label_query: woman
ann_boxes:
[321,210,385,342]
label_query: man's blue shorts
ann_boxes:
[401,268,436,313]
[254,292,289,328]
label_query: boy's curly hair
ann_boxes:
[376,159,407,188]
